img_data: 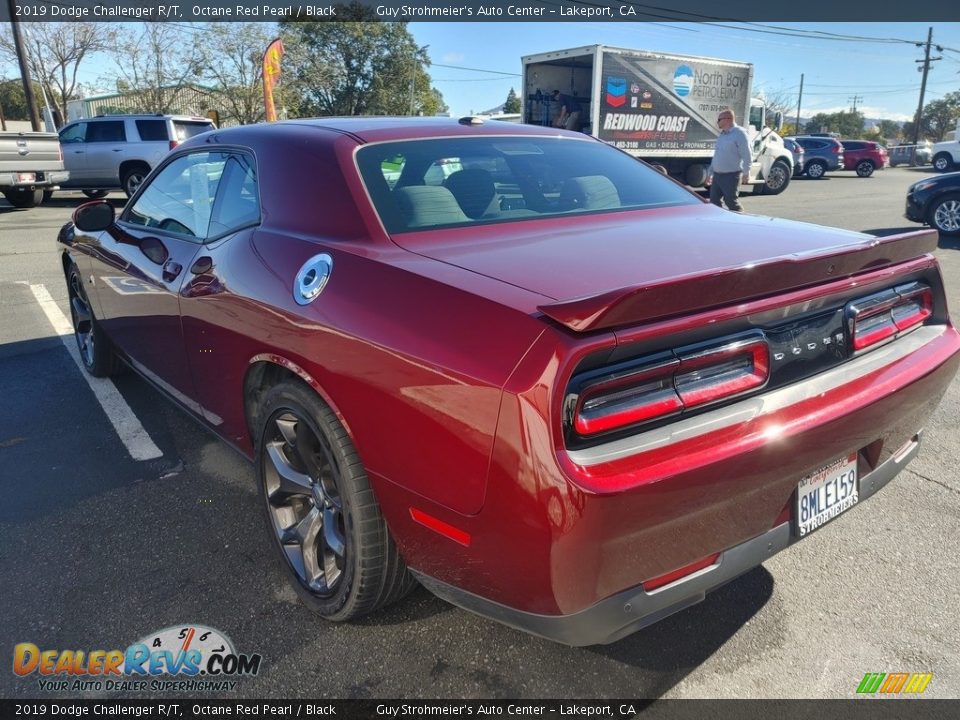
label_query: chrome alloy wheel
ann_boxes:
[766,163,788,191]
[68,271,95,368]
[932,198,960,234]
[262,410,347,596]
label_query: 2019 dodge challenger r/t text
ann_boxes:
[58,117,960,646]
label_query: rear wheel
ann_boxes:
[805,160,827,179]
[762,160,791,195]
[855,160,875,178]
[67,265,121,377]
[928,193,960,235]
[82,190,109,199]
[42,190,54,203]
[121,164,150,198]
[933,153,954,173]
[3,188,43,208]
[255,380,416,620]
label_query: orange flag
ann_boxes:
[262,38,285,123]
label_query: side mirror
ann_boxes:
[773,111,784,132]
[72,200,115,232]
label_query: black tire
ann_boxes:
[3,188,43,208]
[933,154,953,173]
[42,190,54,203]
[855,160,875,178]
[928,193,960,236]
[255,380,416,621]
[82,190,109,199]
[805,160,827,179]
[67,265,122,377]
[762,160,792,195]
[121,165,150,198]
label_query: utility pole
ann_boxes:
[912,26,942,146]
[848,95,863,113]
[795,73,804,136]
[7,0,42,130]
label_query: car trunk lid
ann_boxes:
[391,205,939,332]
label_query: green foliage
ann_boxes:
[877,119,901,141]
[504,87,521,114]
[0,78,31,121]
[804,110,864,138]
[920,92,960,142]
[279,5,445,117]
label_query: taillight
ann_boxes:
[847,283,933,352]
[574,359,681,436]
[674,337,769,407]
[570,336,769,438]
[169,140,179,151]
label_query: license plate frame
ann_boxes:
[795,453,859,538]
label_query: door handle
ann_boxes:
[162,260,183,282]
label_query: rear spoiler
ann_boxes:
[538,229,939,332]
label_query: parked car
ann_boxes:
[783,137,805,177]
[839,140,888,177]
[58,118,960,646]
[905,171,960,235]
[57,114,215,198]
[889,142,932,167]
[789,136,845,178]
[1,130,69,208]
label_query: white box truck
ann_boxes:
[522,45,794,195]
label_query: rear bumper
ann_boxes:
[0,170,69,188]
[416,430,921,647]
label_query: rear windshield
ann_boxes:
[356,136,699,234]
[173,121,215,142]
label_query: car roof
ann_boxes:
[205,116,588,145]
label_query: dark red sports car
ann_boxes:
[58,117,960,645]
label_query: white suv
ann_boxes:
[57,114,216,198]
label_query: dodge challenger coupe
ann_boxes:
[58,117,960,645]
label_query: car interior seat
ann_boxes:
[443,169,500,219]
[558,175,621,211]
[394,186,469,229]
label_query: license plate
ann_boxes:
[16,172,36,183]
[796,453,858,537]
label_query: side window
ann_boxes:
[59,123,86,143]
[123,152,228,240]
[208,154,260,238]
[86,121,126,143]
[135,120,168,142]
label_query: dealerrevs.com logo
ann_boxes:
[13,624,262,692]
[857,672,933,695]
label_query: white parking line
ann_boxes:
[28,283,163,461]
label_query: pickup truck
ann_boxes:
[0,131,69,208]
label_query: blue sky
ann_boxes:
[412,22,960,121]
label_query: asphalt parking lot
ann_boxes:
[1,166,959,700]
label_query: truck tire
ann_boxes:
[121,164,150,198]
[933,153,954,173]
[2,188,43,208]
[684,163,709,187]
[762,160,791,195]
[82,190,109,199]
[42,190,54,203]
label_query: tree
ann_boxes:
[196,23,275,125]
[0,23,113,125]
[0,77,33,122]
[804,111,864,138]
[279,5,445,117]
[504,87,521,114]
[105,24,201,113]
[920,92,960,142]
[877,119,902,142]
